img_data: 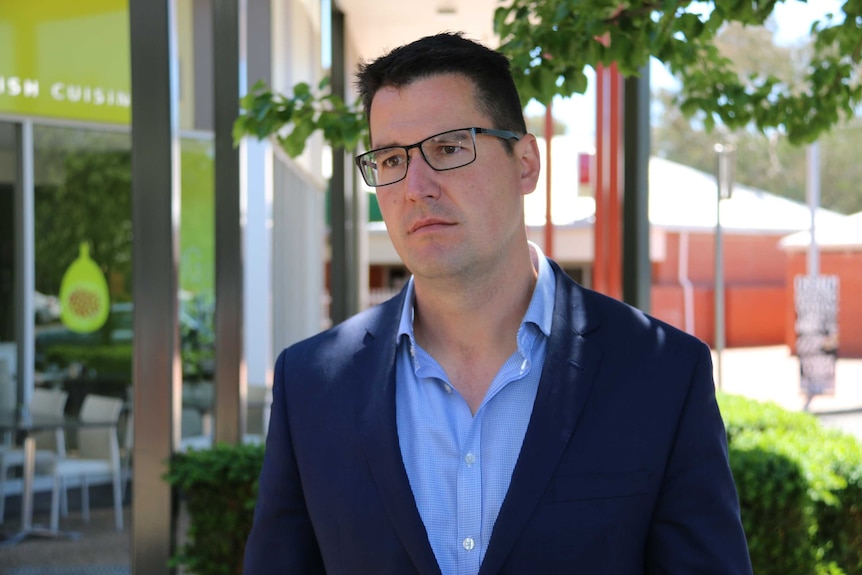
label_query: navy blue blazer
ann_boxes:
[244,260,752,574]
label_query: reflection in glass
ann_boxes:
[31,129,216,417]
[33,126,132,413]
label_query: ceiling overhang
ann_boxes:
[335,0,502,65]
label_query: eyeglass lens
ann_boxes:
[358,128,477,187]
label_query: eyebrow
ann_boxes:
[370,140,403,150]
[371,127,467,151]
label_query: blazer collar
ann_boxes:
[356,287,443,575]
[480,260,602,575]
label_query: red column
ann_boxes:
[594,63,623,299]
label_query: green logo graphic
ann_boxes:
[60,243,111,333]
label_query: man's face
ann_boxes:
[368,73,540,284]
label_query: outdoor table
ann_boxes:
[0,409,117,547]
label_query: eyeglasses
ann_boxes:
[354,127,521,187]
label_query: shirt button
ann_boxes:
[463,537,475,551]
[464,452,476,465]
[443,384,453,394]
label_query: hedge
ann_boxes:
[719,393,862,575]
[163,394,862,574]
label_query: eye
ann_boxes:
[438,144,464,156]
[426,130,473,162]
[382,155,406,168]
[374,149,407,171]
[427,140,468,160]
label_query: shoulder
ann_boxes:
[276,289,405,370]
[550,260,707,359]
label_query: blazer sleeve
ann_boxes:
[243,350,326,575]
[645,343,753,574]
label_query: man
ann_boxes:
[244,32,752,574]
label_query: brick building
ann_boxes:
[367,152,850,352]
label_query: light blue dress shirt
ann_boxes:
[395,245,556,575]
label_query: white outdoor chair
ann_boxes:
[47,394,124,532]
[0,388,68,524]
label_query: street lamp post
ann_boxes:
[714,143,735,390]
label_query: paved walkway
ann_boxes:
[713,345,862,414]
[0,505,131,573]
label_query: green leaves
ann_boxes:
[495,0,862,144]
[233,79,367,158]
[236,1,861,155]
[164,442,266,574]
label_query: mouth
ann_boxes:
[408,218,454,234]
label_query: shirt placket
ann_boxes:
[456,421,483,575]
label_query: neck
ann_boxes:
[412,247,538,358]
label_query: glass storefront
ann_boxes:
[21,127,215,416]
[0,6,219,551]
[0,0,217,411]
[0,0,305,565]
[1,126,215,542]
[0,126,217,408]
[1,0,134,416]
[0,122,18,411]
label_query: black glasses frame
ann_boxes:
[354,127,521,187]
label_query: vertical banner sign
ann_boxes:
[794,275,839,397]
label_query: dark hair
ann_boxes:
[355,32,527,138]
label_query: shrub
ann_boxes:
[729,441,818,574]
[814,431,862,573]
[719,392,822,439]
[719,393,862,575]
[164,442,265,575]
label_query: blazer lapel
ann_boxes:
[480,263,603,575]
[356,293,443,575]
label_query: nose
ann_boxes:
[402,148,440,201]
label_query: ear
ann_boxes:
[516,134,541,196]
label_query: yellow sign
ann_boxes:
[0,0,130,124]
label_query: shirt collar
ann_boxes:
[397,241,555,343]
